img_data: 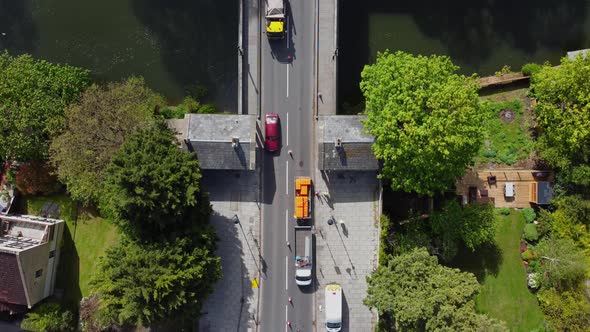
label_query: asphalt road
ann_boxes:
[259,0,316,330]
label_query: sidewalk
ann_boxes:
[241,0,260,116]
[313,169,381,331]
[199,170,261,332]
[317,0,338,116]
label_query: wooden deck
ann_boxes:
[478,73,529,88]
[456,169,554,208]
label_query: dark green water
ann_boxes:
[0,0,238,110]
[339,0,590,112]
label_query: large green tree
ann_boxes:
[531,55,590,168]
[100,122,211,241]
[364,248,507,331]
[361,51,482,196]
[90,236,221,327]
[430,200,497,261]
[541,195,590,256]
[0,52,90,161]
[49,77,164,204]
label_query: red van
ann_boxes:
[265,113,280,152]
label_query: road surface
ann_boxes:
[259,0,316,330]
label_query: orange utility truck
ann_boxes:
[294,177,312,220]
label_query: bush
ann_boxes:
[498,207,511,216]
[15,162,61,195]
[523,224,539,242]
[181,96,200,112]
[160,106,188,119]
[521,208,536,223]
[521,249,537,261]
[198,103,218,114]
[521,63,542,76]
[527,272,541,289]
[20,302,76,332]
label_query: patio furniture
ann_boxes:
[504,182,515,198]
[469,186,477,203]
[487,176,497,185]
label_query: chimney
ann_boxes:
[335,137,342,148]
[231,137,240,148]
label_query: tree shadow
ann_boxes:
[446,241,503,283]
[131,0,238,111]
[199,212,255,331]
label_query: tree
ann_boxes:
[0,52,90,161]
[430,200,497,261]
[361,51,482,196]
[364,248,507,331]
[49,77,164,204]
[100,122,211,241]
[537,288,590,332]
[543,196,590,256]
[537,237,588,290]
[20,302,76,332]
[531,56,590,166]
[90,236,221,327]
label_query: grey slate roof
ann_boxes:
[536,182,553,205]
[184,114,256,170]
[318,116,379,171]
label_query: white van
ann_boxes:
[325,284,342,331]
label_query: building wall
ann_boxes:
[18,242,50,307]
[44,222,64,298]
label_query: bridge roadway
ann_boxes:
[259,0,317,330]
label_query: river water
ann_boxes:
[0,0,238,110]
[339,0,590,112]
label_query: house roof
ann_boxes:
[0,215,64,253]
[0,252,27,310]
[172,114,256,170]
[318,116,378,171]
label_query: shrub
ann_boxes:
[15,162,61,195]
[495,65,513,77]
[523,224,539,242]
[521,249,537,261]
[527,272,541,289]
[20,302,76,332]
[521,208,536,223]
[498,207,511,216]
[158,106,186,119]
[521,63,542,76]
[498,149,518,165]
[481,148,497,159]
[181,96,200,112]
[198,103,218,114]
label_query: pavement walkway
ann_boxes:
[199,170,261,332]
[317,0,338,116]
[313,169,381,331]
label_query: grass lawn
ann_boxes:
[477,99,534,166]
[25,194,119,307]
[449,211,545,331]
